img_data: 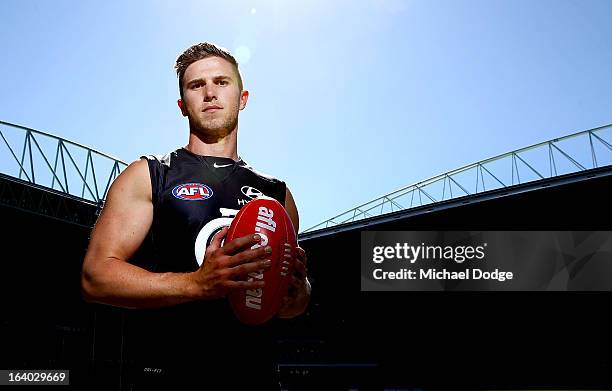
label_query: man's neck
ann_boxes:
[185,128,239,161]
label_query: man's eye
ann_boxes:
[193,83,204,88]
[219,80,228,86]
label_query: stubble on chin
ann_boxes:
[189,113,238,143]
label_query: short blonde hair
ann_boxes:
[175,42,243,98]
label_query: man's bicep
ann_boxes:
[86,159,153,264]
[284,186,299,234]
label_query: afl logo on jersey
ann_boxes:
[172,183,214,201]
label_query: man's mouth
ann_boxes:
[203,105,222,112]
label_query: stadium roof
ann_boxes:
[304,123,612,233]
[0,120,127,204]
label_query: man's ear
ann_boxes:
[177,99,187,116]
[239,90,249,111]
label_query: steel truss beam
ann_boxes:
[0,120,127,204]
[305,124,612,233]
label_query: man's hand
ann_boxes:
[277,245,311,319]
[187,227,273,300]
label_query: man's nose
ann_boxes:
[203,85,217,101]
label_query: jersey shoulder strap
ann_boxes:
[239,162,287,204]
[140,149,178,206]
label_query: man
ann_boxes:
[81,42,310,389]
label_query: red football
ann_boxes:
[227,196,297,325]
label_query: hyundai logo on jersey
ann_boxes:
[172,183,214,201]
[241,186,263,199]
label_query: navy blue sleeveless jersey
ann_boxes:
[123,147,286,389]
[139,146,286,272]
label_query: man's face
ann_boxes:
[179,56,248,138]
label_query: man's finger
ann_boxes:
[228,257,272,279]
[297,246,307,265]
[208,226,229,252]
[283,244,306,263]
[226,245,272,268]
[293,259,307,279]
[222,233,263,255]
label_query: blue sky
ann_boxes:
[1,0,611,231]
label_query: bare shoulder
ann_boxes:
[85,158,153,264]
[104,158,152,205]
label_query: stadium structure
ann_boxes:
[1,119,611,389]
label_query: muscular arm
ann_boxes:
[277,186,311,318]
[81,159,270,309]
[284,186,300,234]
[81,159,194,309]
